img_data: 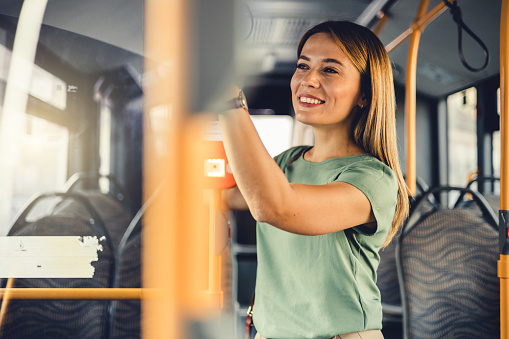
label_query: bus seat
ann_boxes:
[108,184,165,339]
[455,176,500,217]
[52,191,133,250]
[109,232,141,339]
[56,172,134,250]
[483,193,500,215]
[396,186,499,339]
[109,205,143,339]
[0,203,114,339]
[63,172,134,214]
[376,176,433,324]
[377,226,402,318]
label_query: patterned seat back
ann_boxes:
[397,187,499,339]
[0,194,114,339]
[110,230,141,339]
[376,177,434,319]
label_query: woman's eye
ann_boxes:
[296,63,308,70]
[323,67,338,74]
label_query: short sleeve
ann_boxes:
[335,160,398,238]
[273,146,310,169]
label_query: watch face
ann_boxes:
[223,90,248,112]
[239,90,248,109]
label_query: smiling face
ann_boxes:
[290,32,365,130]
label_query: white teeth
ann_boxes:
[299,97,323,104]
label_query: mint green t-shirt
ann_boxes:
[252,146,398,339]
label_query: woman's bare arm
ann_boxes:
[219,107,374,235]
[222,186,249,210]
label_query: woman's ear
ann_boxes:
[357,95,368,109]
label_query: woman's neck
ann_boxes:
[305,127,365,162]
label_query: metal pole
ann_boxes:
[0,288,142,299]
[385,0,452,54]
[207,189,224,308]
[373,12,389,36]
[0,278,14,331]
[143,0,190,337]
[499,1,509,338]
[404,0,429,196]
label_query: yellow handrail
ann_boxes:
[385,0,453,53]
[373,12,389,36]
[0,288,142,300]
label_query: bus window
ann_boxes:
[2,114,69,235]
[493,129,500,192]
[0,41,69,235]
[493,87,501,193]
[98,102,112,193]
[250,114,294,158]
[447,87,478,203]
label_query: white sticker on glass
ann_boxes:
[0,236,105,278]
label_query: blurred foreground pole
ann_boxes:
[143,0,210,338]
[499,1,509,338]
[0,0,48,234]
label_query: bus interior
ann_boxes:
[0,0,506,338]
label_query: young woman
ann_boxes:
[219,21,409,339]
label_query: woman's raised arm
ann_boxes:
[218,106,374,236]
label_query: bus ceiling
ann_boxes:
[0,0,502,99]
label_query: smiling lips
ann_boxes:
[298,95,325,106]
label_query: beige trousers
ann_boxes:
[254,329,384,339]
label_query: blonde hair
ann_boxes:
[297,21,409,247]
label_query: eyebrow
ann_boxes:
[299,55,345,68]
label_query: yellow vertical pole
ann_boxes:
[405,0,429,196]
[499,1,509,338]
[207,189,224,308]
[0,278,14,331]
[143,0,189,338]
[501,0,509,215]
[144,0,212,336]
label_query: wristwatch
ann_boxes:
[224,90,248,111]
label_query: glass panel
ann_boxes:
[493,87,501,193]
[493,130,500,193]
[0,41,67,111]
[447,87,477,204]
[0,31,68,235]
[0,2,143,338]
[1,114,68,235]
[99,104,111,193]
[250,115,294,157]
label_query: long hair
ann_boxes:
[297,21,409,247]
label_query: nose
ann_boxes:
[301,70,320,88]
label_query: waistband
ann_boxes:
[254,329,384,339]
